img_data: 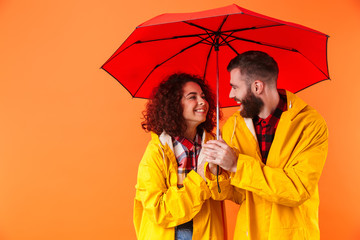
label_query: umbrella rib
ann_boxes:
[104,33,216,67]
[134,23,284,45]
[294,78,330,93]
[216,15,229,33]
[296,51,330,79]
[103,24,286,65]
[200,15,229,79]
[216,24,286,49]
[183,21,217,34]
[183,22,284,36]
[221,33,329,81]
[133,36,214,96]
[219,35,239,55]
[218,30,237,46]
[137,17,255,44]
[222,24,285,34]
[216,26,241,55]
[101,42,137,66]
[224,34,297,52]
[202,44,215,80]
[197,33,216,45]
[135,32,212,44]
[201,32,217,80]
[101,67,136,97]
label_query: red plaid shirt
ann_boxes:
[253,90,287,164]
[173,133,202,188]
[172,134,201,235]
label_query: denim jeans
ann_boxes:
[175,220,193,240]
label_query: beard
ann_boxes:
[239,90,264,119]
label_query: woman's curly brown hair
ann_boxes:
[141,73,219,137]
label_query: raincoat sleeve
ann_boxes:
[135,141,212,228]
[230,117,328,207]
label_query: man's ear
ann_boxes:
[252,80,264,95]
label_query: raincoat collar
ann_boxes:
[283,90,307,121]
[151,130,212,152]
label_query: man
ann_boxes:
[203,51,328,240]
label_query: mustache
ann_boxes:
[233,97,241,103]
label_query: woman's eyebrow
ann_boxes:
[185,92,197,97]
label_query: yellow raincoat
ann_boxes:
[134,131,227,240]
[210,90,328,240]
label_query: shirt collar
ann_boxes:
[254,90,287,127]
[173,133,202,150]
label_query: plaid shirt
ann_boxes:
[173,134,201,237]
[253,90,287,164]
[173,133,202,188]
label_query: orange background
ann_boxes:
[1,0,359,239]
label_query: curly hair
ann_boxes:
[141,73,219,137]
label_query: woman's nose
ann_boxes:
[198,97,205,105]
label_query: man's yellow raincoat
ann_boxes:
[134,131,227,240]
[210,91,328,240]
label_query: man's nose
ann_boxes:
[229,88,234,99]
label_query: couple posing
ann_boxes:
[133,51,328,240]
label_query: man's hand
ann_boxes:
[196,158,206,181]
[203,139,238,173]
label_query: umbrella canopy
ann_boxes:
[102,4,329,108]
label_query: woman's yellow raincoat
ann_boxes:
[209,90,328,240]
[134,131,227,240]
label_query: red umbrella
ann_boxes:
[102,4,330,191]
[102,4,329,137]
[102,4,329,108]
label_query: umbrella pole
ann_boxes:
[216,52,220,140]
[215,42,221,193]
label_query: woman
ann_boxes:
[133,73,227,240]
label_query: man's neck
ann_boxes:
[258,89,280,119]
